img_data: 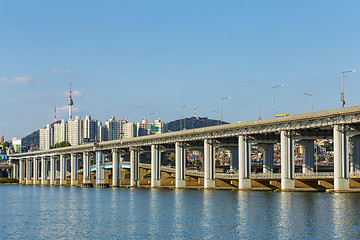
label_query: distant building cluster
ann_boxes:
[39,116,168,150]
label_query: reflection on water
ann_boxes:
[1,185,360,239]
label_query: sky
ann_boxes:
[1,0,360,140]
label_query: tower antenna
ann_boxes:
[68,82,74,120]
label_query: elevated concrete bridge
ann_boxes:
[8,105,360,192]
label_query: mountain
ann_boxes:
[167,117,228,132]
[22,130,39,147]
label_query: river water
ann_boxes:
[0,185,359,239]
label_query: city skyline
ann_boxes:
[1,1,360,139]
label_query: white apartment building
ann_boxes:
[97,122,108,142]
[105,116,119,141]
[68,116,83,146]
[120,119,137,139]
[83,115,98,142]
[151,118,168,135]
[53,120,67,145]
[39,124,52,150]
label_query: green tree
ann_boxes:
[54,141,71,148]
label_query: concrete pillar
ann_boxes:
[175,142,186,188]
[59,154,67,185]
[350,136,360,173]
[151,145,161,187]
[281,130,295,190]
[83,152,91,184]
[334,125,349,191]
[112,149,120,187]
[204,139,215,189]
[230,147,239,170]
[261,144,274,173]
[130,148,139,187]
[302,140,314,174]
[49,155,56,185]
[19,159,25,184]
[41,157,47,185]
[26,158,31,185]
[96,151,105,185]
[70,154,78,186]
[12,162,19,179]
[33,157,39,185]
[238,135,251,189]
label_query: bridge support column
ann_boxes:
[96,151,105,185]
[350,136,360,173]
[26,158,32,185]
[49,155,56,185]
[130,148,139,187]
[12,162,18,179]
[83,152,91,184]
[41,157,47,185]
[70,154,78,186]
[204,139,215,189]
[334,125,349,191]
[238,135,251,189]
[151,145,161,187]
[260,144,274,173]
[281,131,295,190]
[175,142,186,188]
[60,155,67,185]
[230,147,239,170]
[33,157,39,185]
[112,149,120,187]
[19,159,25,184]
[301,140,314,175]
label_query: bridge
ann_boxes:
[7,105,360,192]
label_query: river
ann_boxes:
[0,185,359,239]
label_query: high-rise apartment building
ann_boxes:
[83,115,98,142]
[53,119,67,145]
[68,116,83,146]
[39,124,52,150]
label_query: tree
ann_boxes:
[4,141,9,148]
[54,141,71,148]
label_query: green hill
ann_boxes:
[22,130,39,147]
[167,117,228,132]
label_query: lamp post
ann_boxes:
[220,97,231,125]
[251,102,261,120]
[180,105,189,131]
[272,84,284,117]
[341,70,356,107]
[212,110,220,125]
[300,92,313,112]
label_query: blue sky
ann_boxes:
[1,0,360,139]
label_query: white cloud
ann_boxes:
[30,90,83,101]
[62,90,83,97]
[57,105,79,113]
[1,76,33,85]
[51,68,73,73]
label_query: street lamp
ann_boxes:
[251,102,261,119]
[341,70,356,107]
[212,110,220,125]
[272,84,284,117]
[220,97,231,125]
[300,92,313,112]
[180,105,189,131]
